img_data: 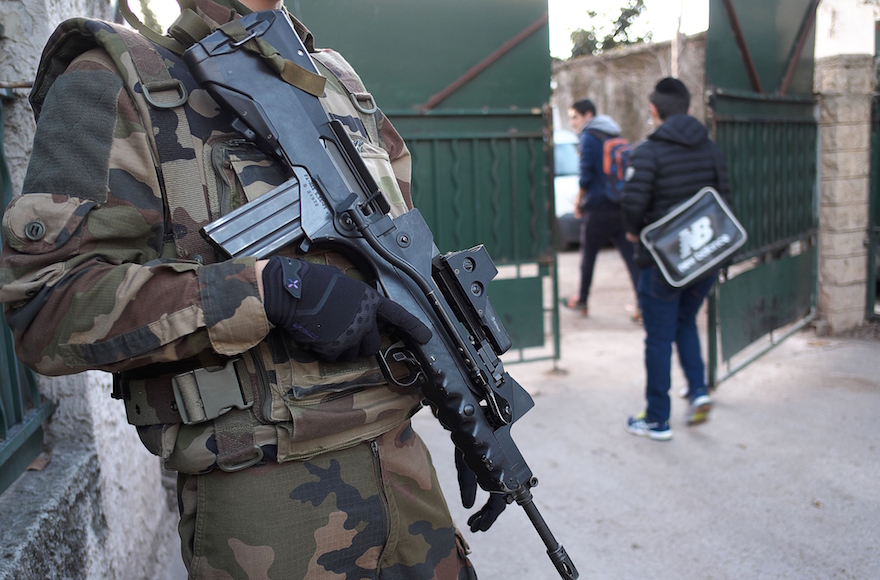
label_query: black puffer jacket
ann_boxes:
[622,114,730,243]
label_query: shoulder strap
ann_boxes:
[312,49,381,146]
[110,24,215,262]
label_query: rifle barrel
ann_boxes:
[512,487,579,579]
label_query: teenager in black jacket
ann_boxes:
[621,78,731,441]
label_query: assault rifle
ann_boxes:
[184,11,577,579]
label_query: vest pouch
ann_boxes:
[203,136,289,218]
[255,298,423,461]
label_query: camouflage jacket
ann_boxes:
[0,0,424,473]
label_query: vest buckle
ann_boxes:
[171,359,252,425]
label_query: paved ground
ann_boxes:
[163,249,880,579]
[415,249,880,580]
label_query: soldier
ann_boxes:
[0,0,501,576]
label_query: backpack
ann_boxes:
[588,130,633,203]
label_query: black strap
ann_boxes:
[709,144,727,193]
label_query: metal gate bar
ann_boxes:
[868,64,880,319]
[0,89,54,494]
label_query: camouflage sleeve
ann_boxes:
[0,49,269,376]
[376,112,414,211]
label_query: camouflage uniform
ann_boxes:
[0,1,475,577]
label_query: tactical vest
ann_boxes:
[29,14,422,474]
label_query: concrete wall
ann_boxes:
[0,1,177,578]
[814,54,874,333]
[551,37,873,334]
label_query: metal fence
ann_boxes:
[0,89,54,494]
[708,93,819,386]
[395,112,559,362]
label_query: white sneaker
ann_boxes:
[626,412,672,441]
[686,395,713,426]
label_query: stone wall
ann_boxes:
[814,54,874,333]
[552,33,707,142]
[0,1,178,578]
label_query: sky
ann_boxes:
[547,0,709,58]
[144,0,875,60]
[144,0,710,59]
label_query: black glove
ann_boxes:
[454,448,507,532]
[262,256,431,361]
[455,448,478,509]
[467,493,507,533]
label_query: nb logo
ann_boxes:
[679,217,713,259]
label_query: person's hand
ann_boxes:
[454,448,507,532]
[573,188,585,219]
[626,232,639,243]
[261,256,431,361]
[467,494,507,532]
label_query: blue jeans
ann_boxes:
[637,267,716,424]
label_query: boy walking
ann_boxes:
[621,78,731,440]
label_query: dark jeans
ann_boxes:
[637,266,716,424]
[578,206,638,304]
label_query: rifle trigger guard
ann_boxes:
[483,389,512,426]
[377,340,424,389]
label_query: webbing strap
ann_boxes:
[112,24,215,261]
[218,20,326,98]
[168,8,213,49]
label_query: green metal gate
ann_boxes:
[868,22,880,320]
[705,0,820,386]
[0,88,54,494]
[286,0,557,361]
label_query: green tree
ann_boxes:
[139,0,162,33]
[569,0,650,58]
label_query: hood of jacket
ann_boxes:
[649,113,709,148]
[583,114,621,137]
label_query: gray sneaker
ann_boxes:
[686,395,713,426]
